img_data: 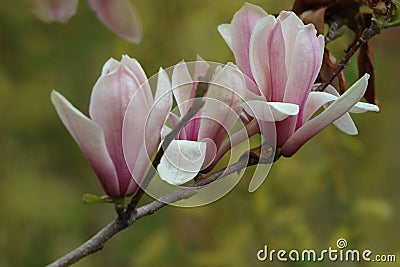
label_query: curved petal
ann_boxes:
[122,85,152,182]
[51,91,120,197]
[168,112,187,140]
[28,0,78,23]
[281,74,370,157]
[243,100,299,122]
[157,140,206,185]
[88,0,141,43]
[304,91,379,134]
[172,60,193,115]
[89,60,141,194]
[229,3,268,82]
[283,25,324,125]
[123,68,171,184]
[349,102,380,113]
[192,56,210,96]
[322,85,379,113]
[214,118,260,165]
[303,91,337,122]
[146,68,173,155]
[279,11,304,70]
[121,55,153,107]
[217,24,233,50]
[332,113,358,135]
[249,15,276,100]
[198,64,246,148]
[268,21,288,102]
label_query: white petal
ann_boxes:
[218,24,233,50]
[333,113,358,135]
[157,140,207,185]
[304,90,379,135]
[303,91,337,122]
[172,61,193,115]
[349,102,380,113]
[243,100,299,121]
[281,74,370,157]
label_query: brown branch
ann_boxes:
[318,20,382,92]
[127,73,214,212]
[126,97,206,212]
[46,149,264,267]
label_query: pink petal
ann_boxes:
[89,59,142,195]
[192,56,210,98]
[168,112,187,140]
[268,21,288,102]
[122,86,152,183]
[283,25,324,125]
[146,67,173,155]
[88,0,141,43]
[183,56,210,140]
[214,118,260,165]
[249,15,276,100]
[281,74,370,157]
[123,68,171,184]
[279,11,304,71]
[172,60,193,116]
[120,55,153,107]
[51,91,120,197]
[198,63,245,149]
[228,3,268,83]
[28,0,78,23]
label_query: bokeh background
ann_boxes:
[0,0,399,266]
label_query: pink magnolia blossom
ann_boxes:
[28,0,141,43]
[219,3,379,157]
[157,59,247,185]
[52,55,171,197]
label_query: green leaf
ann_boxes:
[82,193,114,204]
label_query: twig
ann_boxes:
[46,150,263,267]
[126,97,206,212]
[126,73,213,212]
[318,20,382,92]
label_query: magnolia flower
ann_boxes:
[27,0,141,43]
[157,59,246,185]
[52,55,171,197]
[219,3,379,157]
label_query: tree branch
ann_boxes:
[46,149,265,267]
[318,20,382,92]
[126,97,206,212]
[127,73,213,212]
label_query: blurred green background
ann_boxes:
[0,0,399,266]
